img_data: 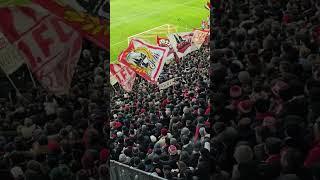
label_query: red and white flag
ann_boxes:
[192,29,209,49]
[168,32,196,59]
[118,38,168,83]
[110,63,136,92]
[0,3,82,95]
[157,36,175,63]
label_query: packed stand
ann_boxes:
[0,41,110,180]
[209,0,320,179]
[110,46,212,180]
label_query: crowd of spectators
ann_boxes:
[208,0,320,180]
[1,0,320,179]
[110,46,212,180]
[0,41,110,180]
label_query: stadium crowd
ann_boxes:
[109,46,212,180]
[209,0,320,180]
[0,41,110,180]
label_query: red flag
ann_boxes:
[110,63,136,92]
[168,32,196,59]
[0,3,82,95]
[32,0,108,50]
[156,36,177,63]
[118,39,168,83]
[192,29,209,49]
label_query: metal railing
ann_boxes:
[110,160,167,180]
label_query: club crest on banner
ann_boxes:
[168,32,196,58]
[118,39,168,83]
[126,47,155,76]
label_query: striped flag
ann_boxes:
[110,63,136,92]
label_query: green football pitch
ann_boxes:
[110,0,209,63]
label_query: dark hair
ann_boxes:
[265,137,282,155]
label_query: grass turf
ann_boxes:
[110,0,209,63]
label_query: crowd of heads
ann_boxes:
[110,46,211,180]
[1,0,320,179]
[0,41,110,180]
[208,0,320,180]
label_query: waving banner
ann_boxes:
[168,32,196,58]
[192,29,209,49]
[32,0,108,50]
[0,32,24,74]
[156,36,176,63]
[0,0,30,7]
[0,3,82,94]
[110,63,136,92]
[52,0,108,19]
[158,78,175,90]
[118,39,168,83]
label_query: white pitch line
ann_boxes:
[111,0,197,27]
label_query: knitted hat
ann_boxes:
[119,154,126,163]
[161,128,168,136]
[116,131,123,137]
[150,135,157,143]
[181,127,190,136]
[230,85,242,98]
[238,71,251,84]
[113,121,122,129]
[168,145,177,155]
[238,100,253,113]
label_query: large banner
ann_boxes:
[168,32,196,58]
[32,0,108,50]
[0,33,24,74]
[118,39,168,83]
[53,0,108,19]
[157,36,175,63]
[110,63,136,92]
[158,78,175,90]
[0,0,30,7]
[0,3,82,95]
[192,29,209,49]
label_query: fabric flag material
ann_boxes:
[0,0,30,7]
[0,3,82,95]
[157,36,175,63]
[118,39,168,83]
[168,32,196,59]
[110,63,136,92]
[0,32,24,74]
[192,29,209,49]
[32,0,108,50]
[158,78,175,90]
[52,0,108,19]
[110,74,117,86]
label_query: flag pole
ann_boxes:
[0,67,22,97]
[2,71,24,98]
[26,64,37,88]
